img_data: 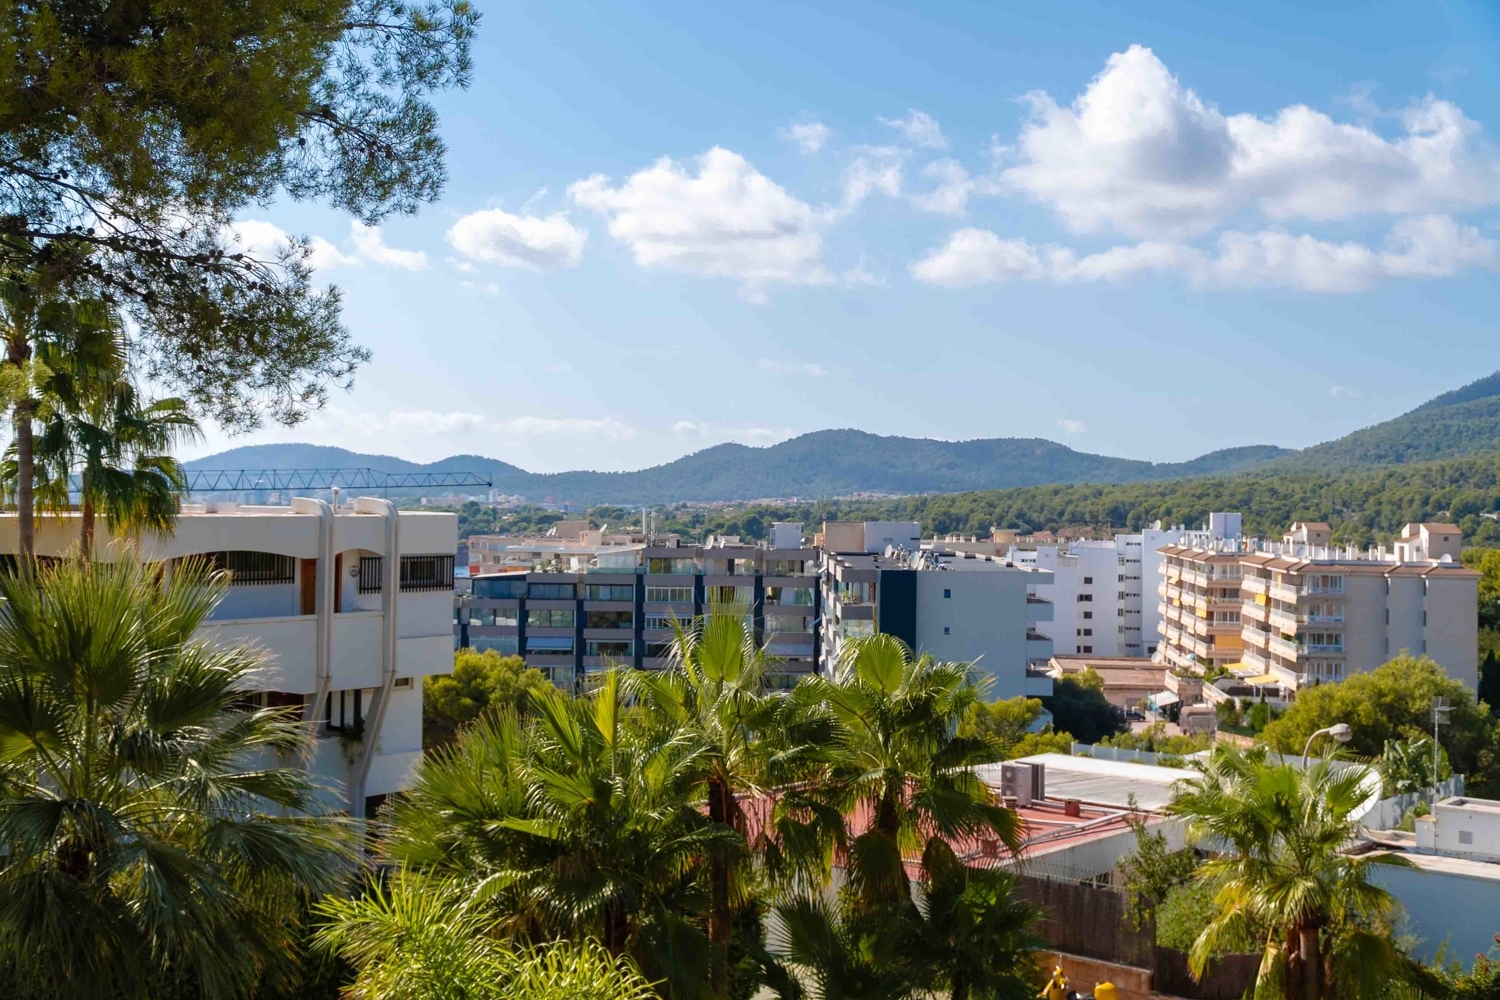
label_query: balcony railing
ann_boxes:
[1242,648,1270,671]
[1269,582,1301,604]
[1268,607,1303,631]
[1241,577,1269,595]
[1241,625,1269,648]
[1268,633,1302,660]
[1242,602,1268,622]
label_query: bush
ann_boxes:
[424,648,553,747]
[1042,672,1125,745]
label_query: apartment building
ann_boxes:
[467,526,652,575]
[459,522,820,686]
[1159,519,1479,691]
[1007,523,1183,659]
[0,500,459,817]
[820,523,1055,699]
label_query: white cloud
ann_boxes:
[910,159,999,215]
[910,215,1498,291]
[781,118,832,155]
[1329,384,1366,399]
[673,421,794,446]
[879,109,948,149]
[349,222,428,270]
[839,263,885,287]
[569,147,831,288]
[446,208,587,269]
[1059,418,1086,434]
[229,219,425,272]
[830,149,904,220]
[758,358,824,378]
[386,410,635,440]
[1002,44,1500,238]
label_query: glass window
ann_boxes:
[528,582,577,600]
[400,555,455,592]
[586,640,633,658]
[645,586,693,603]
[586,610,633,629]
[586,584,636,601]
[707,585,752,606]
[643,613,683,631]
[470,635,519,655]
[527,609,575,628]
[647,557,699,574]
[472,577,524,599]
[194,550,296,585]
[526,636,574,654]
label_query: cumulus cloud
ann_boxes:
[910,159,997,215]
[834,150,904,217]
[569,147,831,288]
[910,215,1498,292]
[229,219,425,271]
[1329,384,1366,399]
[781,118,832,154]
[672,421,795,446]
[1059,419,1086,434]
[446,208,587,269]
[1003,44,1500,238]
[758,358,824,378]
[879,109,948,149]
[349,222,428,270]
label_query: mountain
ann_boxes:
[184,371,1500,505]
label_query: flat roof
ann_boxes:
[1001,753,1187,812]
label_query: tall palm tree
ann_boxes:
[630,610,824,998]
[0,554,355,999]
[0,282,123,561]
[383,671,730,998]
[801,634,1022,909]
[1170,745,1415,1000]
[314,869,659,1000]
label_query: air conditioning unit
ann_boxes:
[1030,761,1045,802]
[1000,763,1033,807]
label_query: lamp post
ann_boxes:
[1302,722,1352,767]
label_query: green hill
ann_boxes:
[186,371,1500,505]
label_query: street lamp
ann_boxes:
[1302,723,1352,766]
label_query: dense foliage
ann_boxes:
[959,695,1073,759]
[1040,671,1126,745]
[0,555,354,999]
[422,648,551,747]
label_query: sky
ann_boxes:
[194,0,1500,474]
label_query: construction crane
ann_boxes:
[184,468,493,500]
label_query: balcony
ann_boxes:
[1025,595,1054,622]
[1156,601,1168,618]
[1241,576,1269,596]
[1024,667,1054,697]
[1269,581,1301,604]
[1267,633,1303,660]
[1242,648,1270,672]
[1026,631,1054,660]
[1268,607,1303,631]
[1242,601,1268,623]
[1240,625,1269,648]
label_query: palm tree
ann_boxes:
[1170,745,1415,1000]
[0,554,356,999]
[314,869,659,1000]
[801,634,1021,909]
[630,610,823,998]
[383,671,730,998]
[0,282,124,561]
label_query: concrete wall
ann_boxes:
[1343,574,1387,677]
[914,569,1031,698]
[1388,575,1426,664]
[1426,575,1478,689]
[1371,862,1500,968]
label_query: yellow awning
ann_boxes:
[1220,662,1246,672]
[1243,673,1280,685]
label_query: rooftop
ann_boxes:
[1000,753,1187,812]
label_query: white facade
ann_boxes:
[0,500,459,817]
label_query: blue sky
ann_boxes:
[201,0,1500,473]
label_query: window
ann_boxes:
[643,613,681,631]
[943,626,950,635]
[645,585,693,603]
[526,636,574,655]
[528,582,577,600]
[1077,594,1093,603]
[1083,576,1093,584]
[586,610,633,629]
[325,689,363,735]
[380,554,454,592]
[472,577,524,599]
[586,584,636,601]
[527,608,575,628]
[197,550,295,585]
[358,555,383,593]
[644,641,672,658]
[1118,591,1126,599]
[707,585,752,606]
[647,557,699,574]
[586,640,633,658]
[1118,574,1125,583]
[1081,645,1093,654]
[766,586,813,606]
[943,588,951,599]
[470,608,519,627]
[470,635,519,655]
[393,676,414,690]
[1083,628,1092,636]
[1082,611,1093,619]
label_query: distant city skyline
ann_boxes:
[191,0,1500,473]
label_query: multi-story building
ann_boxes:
[466,527,650,575]
[820,523,1055,699]
[0,499,459,817]
[1007,523,1184,659]
[459,523,820,686]
[1158,518,1479,691]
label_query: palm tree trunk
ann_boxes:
[708,775,732,999]
[7,334,32,564]
[80,487,95,562]
[1299,924,1321,1000]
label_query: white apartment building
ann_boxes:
[821,523,1054,699]
[1008,523,1184,659]
[1159,519,1479,691]
[0,500,459,817]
